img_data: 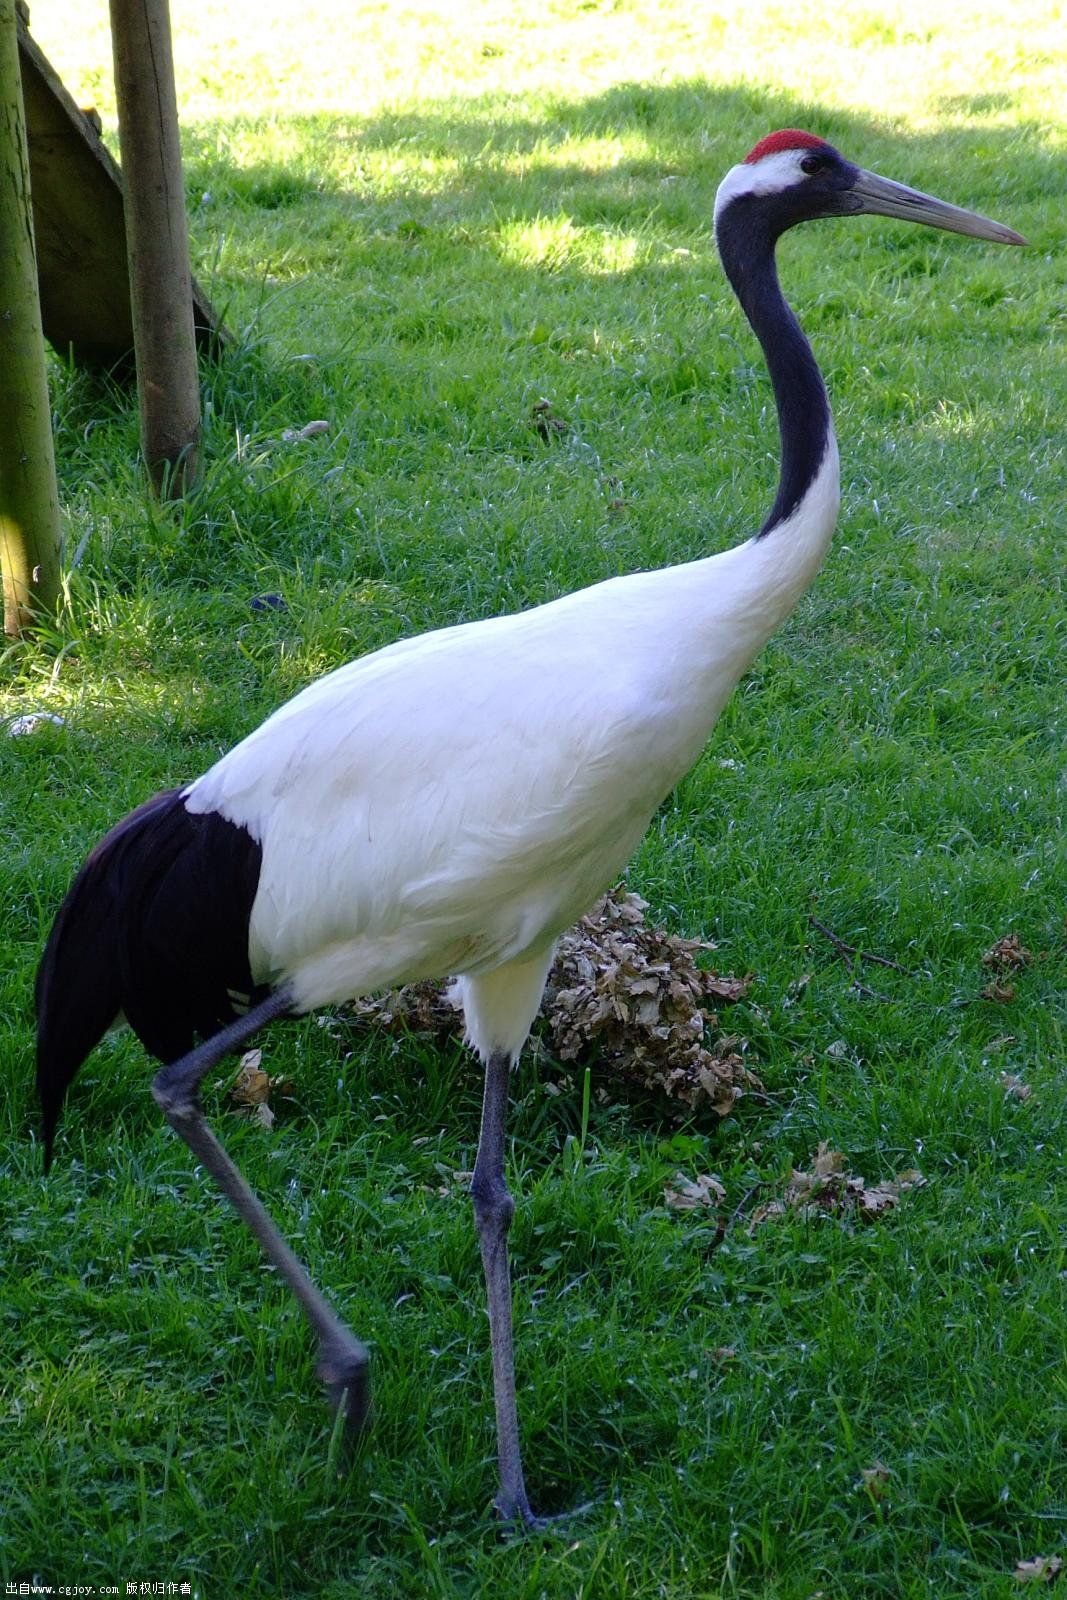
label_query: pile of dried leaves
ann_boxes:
[980,931,1033,1003]
[546,889,759,1114]
[348,886,759,1117]
[748,1142,926,1229]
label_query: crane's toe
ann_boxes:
[318,1335,371,1455]
[495,1491,596,1534]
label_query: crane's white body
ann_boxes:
[38,131,1023,1529]
[186,436,839,1058]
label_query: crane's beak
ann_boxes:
[850,169,1027,246]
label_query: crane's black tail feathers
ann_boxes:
[36,788,265,1171]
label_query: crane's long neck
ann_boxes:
[715,203,835,539]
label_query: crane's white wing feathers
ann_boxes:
[185,449,838,1014]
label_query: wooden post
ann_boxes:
[109,0,200,497]
[0,0,62,636]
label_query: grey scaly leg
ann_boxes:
[151,989,369,1447]
[470,1050,543,1527]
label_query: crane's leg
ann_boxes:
[151,990,370,1448]
[470,1049,543,1527]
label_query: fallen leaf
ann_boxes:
[749,1147,925,1230]
[1014,1555,1062,1584]
[710,1346,737,1363]
[981,980,1017,1003]
[859,1461,892,1498]
[664,1172,726,1211]
[857,1183,901,1218]
[230,1051,270,1106]
[812,1142,847,1177]
[701,972,754,1004]
[544,890,758,1115]
[281,419,330,442]
[1000,1073,1032,1101]
[228,1049,292,1125]
[982,933,1032,970]
[6,712,66,736]
[530,398,568,439]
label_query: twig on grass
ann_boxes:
[809,916,912,973]
[706,1180,767,1256]
[808,915,918,1001]
[848,980,894,1003]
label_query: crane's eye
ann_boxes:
[800,153,825,176]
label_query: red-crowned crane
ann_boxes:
[36,132,1024,1527]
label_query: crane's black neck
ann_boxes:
[715,196,833,539]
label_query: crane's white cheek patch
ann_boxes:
[714,151,810,219]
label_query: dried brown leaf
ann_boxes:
[812,1142,846,1177]
[857,1183,901,1218]
[350,980,461,1038]
[1014,1556,1063,1584]
[281,419,330,442]
[749,1147,925,1230]
[531,398,568,438]
[230,1051,270,1107]
[1000,1073,1033,1101]
[747,1199,786,1229]
[664,1172,726,1211]
[701,972,755,1004]
[981,980,1017,1003]
[543,889,759,1115]
[859,1461,892,1498]
[228,1049,292,1125]
[982,932,1032,970]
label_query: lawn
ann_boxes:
[1,0,1064,1595]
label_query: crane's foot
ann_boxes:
[318,1334,371,1460]
[495,1492,595,1534]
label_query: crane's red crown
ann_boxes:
[744,130,831,163]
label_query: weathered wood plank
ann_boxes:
[17,5,222,370]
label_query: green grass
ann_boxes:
[2,0,1065,1594]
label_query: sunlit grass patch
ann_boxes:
[494,213,642,275]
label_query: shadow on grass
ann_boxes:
[52,77,1052,512]
[178,75,1060,225]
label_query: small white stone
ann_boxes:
[7,712,66,737]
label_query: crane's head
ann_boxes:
[715,129,1026,247]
